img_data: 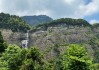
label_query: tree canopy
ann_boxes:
[34,18,91,31]
[0,12,31,32]
[61,44,93,70]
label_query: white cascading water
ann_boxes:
[21,31,29,48]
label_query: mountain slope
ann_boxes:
[21,15,53,26]
[0,12,31,32]
[0,16,99,63]
[33,18,91,31]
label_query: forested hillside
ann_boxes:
[0,13,31,32]
[21,15,53,26]
[0,13,99,70]
[33,18,91,31]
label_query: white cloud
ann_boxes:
[83,0,99,16]
[0,0,2,12]
[64,0,75,5]
[90,19,99,24]
[0,0,99,20]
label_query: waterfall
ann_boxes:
[21,31,29,48]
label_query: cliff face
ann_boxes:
[1,24,91,48]
[0,29,24,46]
[30,27,92,47]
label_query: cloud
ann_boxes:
[84,0,99,16]
[64,0,75,5]
[0,0,2,12]
[0,0,99,20]
[89,19,99,24]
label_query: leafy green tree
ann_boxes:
[0,45,50,70]
[62,44,93,70]
[20,47,44,70]
[0,44,22,70]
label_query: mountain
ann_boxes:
[0,12,31,32]
[33,18,91,31]
[21,15,53,26]
[1,17,99,64]
[0,13,99,66]
[29,20,99,63]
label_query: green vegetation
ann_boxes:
[46,18,91,26]
[0,45,44,70]
[0,12,31,32]
[0,27,98,70]
[62,44,93,70]
[0,12,99,70]
[0,44,98,70]
[34,18,91,31]
[92,23,99,28]
[21,15,53,26]
[0,32,7,53]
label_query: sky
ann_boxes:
[0,0,99,24]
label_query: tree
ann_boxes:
[4,45,22,70]
[20,47,44,70]
[0,32,7,53]
[62,44,93,70]
[0,45,50,70]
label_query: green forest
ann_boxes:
[0,13,31,32]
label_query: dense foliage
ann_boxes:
[0,45,44,70]
[0,13,31,32]
[63,44,93,70]
[47,18,91,26]
[92,23,99,28]
[0,44,97,70]
[34,18,91,31]
[0,32,7,53]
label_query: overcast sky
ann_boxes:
[0,0,99,24]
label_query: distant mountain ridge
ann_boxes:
[21,15,53,26]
